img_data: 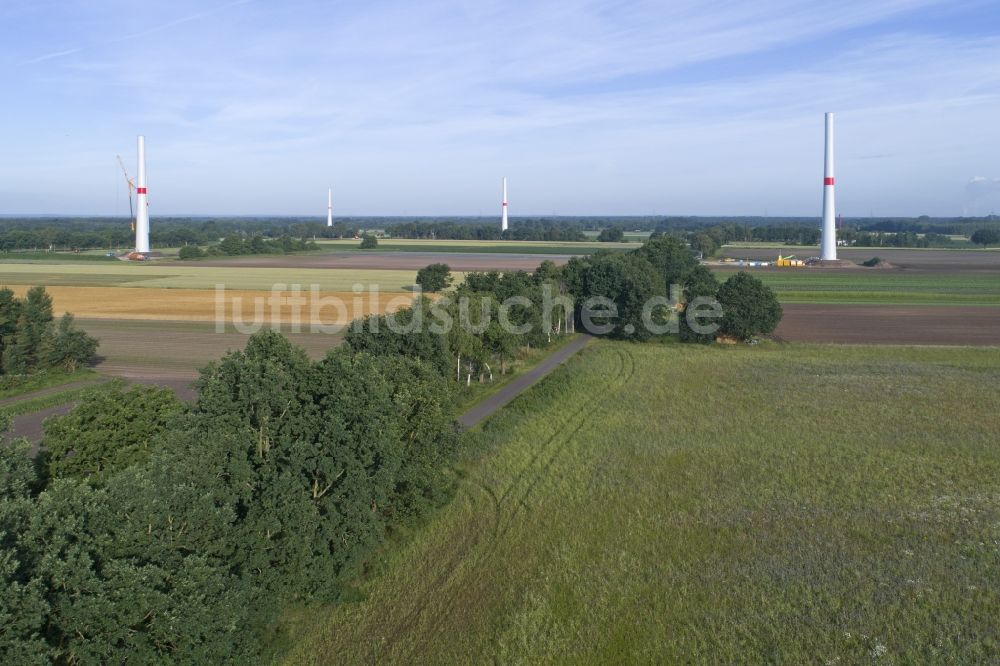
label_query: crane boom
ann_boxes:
[116,154,136,231]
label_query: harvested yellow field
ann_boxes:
[0,262,417,291]
[5,285,417,326]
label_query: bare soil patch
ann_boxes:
[77,319,342,383]
[775,304,1000,345]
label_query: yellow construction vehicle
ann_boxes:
[775,254,804,267]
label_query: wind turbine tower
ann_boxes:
[820,113,837,261]
[134,135,150,254]
[327,188,333,227]
[501,177,509,232]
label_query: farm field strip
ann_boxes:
[315,238,642,251]
[77,319,342,381]
[712,270,1000,305]
[2,286,416,324]
[285,341,1000,664]
[0,263,418,291]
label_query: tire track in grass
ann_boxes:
[503,346,635,532]
[467,344,626,544]
[372,345,606,656]
[397,346,634,662]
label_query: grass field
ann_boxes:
[282,340,1000,664]
[712,270,1000,306]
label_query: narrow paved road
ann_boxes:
[458,334,592,429]
[7,403,79,456]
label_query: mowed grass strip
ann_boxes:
[713,270,1000,305]
[283,341,1000,664]
[0,263,417,291]
[3,286,417,324]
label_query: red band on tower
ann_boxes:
[824,178,835,186]
[137,187,147,194]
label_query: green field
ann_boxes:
[713,270,1000,305]
[0,263,417,291]
[283,340,1000,664]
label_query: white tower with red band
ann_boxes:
[820,112,837,261]
[501,176,508,232]
[327,188,333,227]
[135,135,150,254]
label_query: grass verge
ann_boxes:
[0,381,110,419]
[0,369,98,401]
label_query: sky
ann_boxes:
[2,0,1000,217]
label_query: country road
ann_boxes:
[458,334,592,428]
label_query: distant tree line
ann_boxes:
[0,218,346,252]
[178,234,319,259]
[3,216,997,252]
[383,219,588,241]
[0,286,98,377]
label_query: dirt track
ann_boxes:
[776,304,1000,345]
[196,251,573,271]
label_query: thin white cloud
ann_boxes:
[18,47,81,66]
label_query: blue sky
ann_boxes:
[2,0,1000,216]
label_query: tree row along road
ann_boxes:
[4,338,593,446]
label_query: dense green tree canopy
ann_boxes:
[597,227,625,242]
[970,228,1000,247]
[716,272,783,340]
[43,381,184,485]
[415,263,453,292]
[0,287,97,376]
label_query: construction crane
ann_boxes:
[116,154,136,232]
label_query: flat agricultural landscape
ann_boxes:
[712,247,1000,344]
[195,250,577,271]
[2,243,998,388]
[283,340,1000,664]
